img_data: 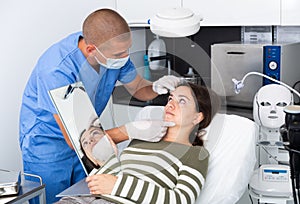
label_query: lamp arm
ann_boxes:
[234,71,300,99]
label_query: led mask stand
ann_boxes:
[233,71,300,203]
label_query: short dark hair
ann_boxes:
[83,8,131,47]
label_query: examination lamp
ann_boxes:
[149,7,202,38]
[148,8,202,75]
[233,71,300,203]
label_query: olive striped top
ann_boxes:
[97,140,209,204]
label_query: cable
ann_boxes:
[247,184,254,204]
[295,153,300,203]
[260,145,279,163]
[292,80,300,89]
[293,80,300,105]
[285,145,300,155]
[233,71,300,99]
[297,174,300,204]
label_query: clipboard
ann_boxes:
[48,82,113,175]
[56,178,90,197]
[50,82,123,199]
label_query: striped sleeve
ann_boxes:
[93,155,121,175]
[109,147,208,204]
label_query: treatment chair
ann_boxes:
[133,106,258,204]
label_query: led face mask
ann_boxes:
[92,135,116,164]
[94,46,129,69]
[253,84,292,129]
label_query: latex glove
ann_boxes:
[125,120,175,142]
[153,75,181,94]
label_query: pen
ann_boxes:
[64,85,74,99]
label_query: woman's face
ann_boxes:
[80,126,105,154]
[80,126,117,166]
[164,86,202,127]
[80,126,106,165]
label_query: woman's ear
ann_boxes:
[193,112,204,125]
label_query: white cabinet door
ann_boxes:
[116,0,182,26]
[281,0,300,25]
[183,0,280,26]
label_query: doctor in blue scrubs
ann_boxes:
[19,8,179,203]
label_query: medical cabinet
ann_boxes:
[211,41,300,108]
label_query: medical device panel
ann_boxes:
[249,164,292,198]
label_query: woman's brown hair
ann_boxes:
[178,82,220,146]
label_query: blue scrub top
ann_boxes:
[19,32,137,163]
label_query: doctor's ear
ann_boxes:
[86,44,96,55]
[193,112,204,125]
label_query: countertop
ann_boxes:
[112,85,168,107]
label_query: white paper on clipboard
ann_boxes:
[48,82,101,175]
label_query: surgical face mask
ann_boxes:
[92,135,115,165]
[94,46,129,69]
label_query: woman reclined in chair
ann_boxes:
[56,82,220,204]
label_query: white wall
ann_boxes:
[0,0,115,171]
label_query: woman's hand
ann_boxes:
[86,174,117,195]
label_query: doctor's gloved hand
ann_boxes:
[153,75,181,94]
[125,120,175,142]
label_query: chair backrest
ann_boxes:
[197,113,258,204]
[135,106,258,204]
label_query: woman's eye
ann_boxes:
[179,98,186,104]
[82,141,88,147]
[168,97,173,101]
[91,129,103,137]
[92,130,101,136]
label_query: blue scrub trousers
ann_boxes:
[23,154,86,203]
